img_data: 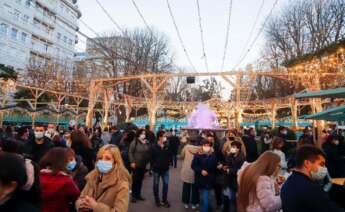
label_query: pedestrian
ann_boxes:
[39,147,80,212]
[129,129,151,202]
[168,129,180,168]
[76,144,131,212]
[65,148,88,190]
[0,152,40,212]
[206,132,223,209]
[271,136,287,173]
[222,141,245,212]
[110,126,122,146]
[322,135,345,178]
[71,130,95,171]
[191,139,217,212]
[151,131,172,207]
[281,145,344,212]
[242,128,258,162]
[180,139,200,209]
[26,124,54,163]
[237,151,282,212]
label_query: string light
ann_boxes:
[195,0,209,72]
[220,0,233,72]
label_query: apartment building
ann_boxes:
[0,0,81,72]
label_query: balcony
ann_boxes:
[31,41,53,57]
[35,0,58,14]
[34,11,56,27]
[31,24,53,41]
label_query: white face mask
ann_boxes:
[281,130,288,135]
[230,147,238,154]
[264,138,272,144]
[310,166,328,181]
[34,131,44,140]
[162,137,167,142]
[202,146,211,153]
[333,140,340,145]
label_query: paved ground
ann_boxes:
[128,162,188,212]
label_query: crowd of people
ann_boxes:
[0,122,344,212]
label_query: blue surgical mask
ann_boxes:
[66,160,77,171]
[96,160,113,174]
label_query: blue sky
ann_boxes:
[77,0,289,73]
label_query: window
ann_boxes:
[0,24,8,36]
[68,39,72,46]
[11,28,18,40]
[21,32,27,44]
[25,0,32,7]
[22,15,30,24]
[13,10,20,21]
[63,36,67,43]
[57,32,61,41]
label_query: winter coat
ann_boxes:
[151,143,172,174]
[72,155,89,190]
[40,169,80,212]
[168,135,180,155]
[238,162,282,212]
[25,138,54,163]
[223,152,245,191]
[281,171,345,212]
[110,131,122,146]
[76,166,130,212]
[242,135,258,162]
[191,152,217,189]
[180,144,200,183]
[0,191,40,212]
[322,141,345,178]
[129,139,151,168]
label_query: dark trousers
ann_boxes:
[214,183,223,206]
[153,171,169,202]
[222,189,237,212]
[132,167,146,198]
[172,154,178,168]
[182,182,199,205]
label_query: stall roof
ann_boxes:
[295,87,345,99]
[304,105,345,121]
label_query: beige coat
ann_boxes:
[180,144,200,184]
[76,166,130,212]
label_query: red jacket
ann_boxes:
[40,169,80,212]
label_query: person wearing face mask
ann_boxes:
[322,135,345,178]
[281,145,345,212]
[26,124,54,163]
[76,144,131,212]
[237,151,282,212]
[45,124,59,141]
[192,139,217,212]
[65,148,88,190]
[0,152,39,212]
[151,131,173,207]
[39,147,80,212]
[168,129,180,168]
[129,129,152,203]
[222,141,245,212]
[242,127,258,162]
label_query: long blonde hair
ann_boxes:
[97,144,131,184]
[237,151,280,212]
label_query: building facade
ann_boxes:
[0,0,81,72]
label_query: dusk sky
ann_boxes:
[77,0,289,73]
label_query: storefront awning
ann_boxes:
[295,87,345,99]
[304,105,345,121]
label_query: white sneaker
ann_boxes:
[184,204,189,209]
[191,205,197,210]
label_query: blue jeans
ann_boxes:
[153,171,169,202]
[200,189,210,212]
